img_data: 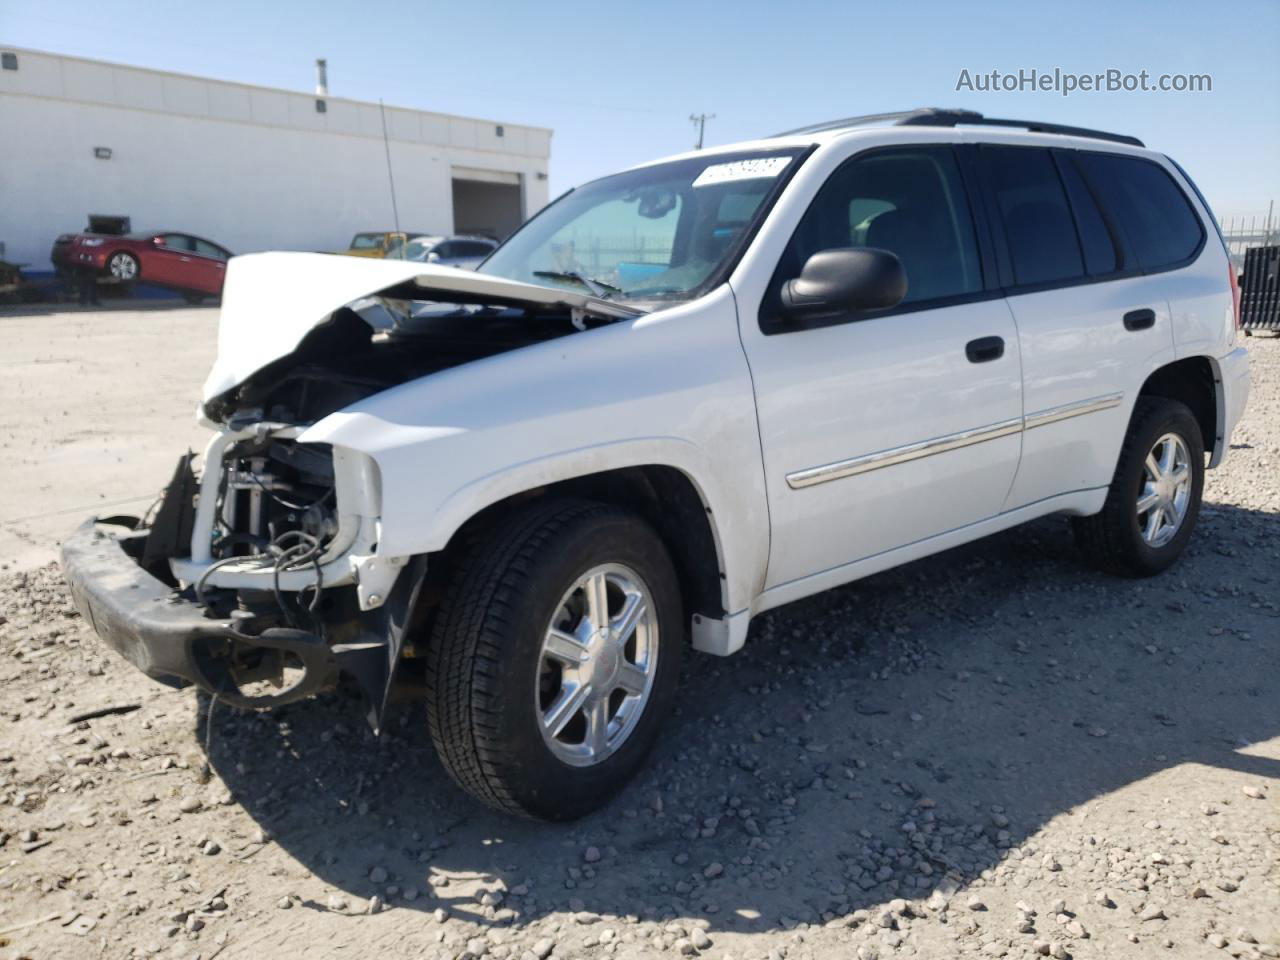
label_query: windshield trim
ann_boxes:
[478,147,815,306]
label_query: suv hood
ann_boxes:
[203,252,640,403]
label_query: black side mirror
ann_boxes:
[780,247,907,320]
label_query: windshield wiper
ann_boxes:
[532,270,621,299]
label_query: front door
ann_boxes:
[736,144,1024,591]
[148,234,202,289]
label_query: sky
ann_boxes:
[3,0,1278,222]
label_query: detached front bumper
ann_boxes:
[61,518,339,709]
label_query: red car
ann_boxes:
[51,231,233,303]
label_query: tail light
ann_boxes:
[1228,264,1242,330]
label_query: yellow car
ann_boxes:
[334,231,426,258]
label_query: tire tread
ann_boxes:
[1073,396,1201,576]
[424,499,622,818]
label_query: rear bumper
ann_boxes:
[61,518,338,708]
[1213,346,1250,467]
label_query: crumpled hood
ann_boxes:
[202,252,639,404]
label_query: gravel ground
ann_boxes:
[0,337,1276,960]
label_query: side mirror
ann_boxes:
[426,251,441,263]
[780,247,906,320]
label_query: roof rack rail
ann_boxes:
[773,107,1144,148]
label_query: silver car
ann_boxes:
[390,234,498,270]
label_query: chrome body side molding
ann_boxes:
[786,392,1125,490]
[1022,391,1124,430]
[785,417,1024,489]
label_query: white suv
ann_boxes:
[64,108,1251,820]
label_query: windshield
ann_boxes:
[350,233,384,250]
[399,237,440,261]
[480,148,806,302]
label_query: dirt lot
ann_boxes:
[0,307,1276,960]
[0,303,217,573]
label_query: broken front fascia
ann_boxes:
[178,252,639,609]
[167,422,404,611]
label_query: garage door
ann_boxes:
[452,167,524,241]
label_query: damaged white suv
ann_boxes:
[64,109,1250,820]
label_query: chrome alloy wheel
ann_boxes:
[1137,432,1192,548]
[108,253,137,280]
[536,563,658,767]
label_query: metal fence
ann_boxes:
[1222,203,1279,332]
[1221,203,1278,271]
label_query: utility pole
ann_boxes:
[690,112,715,150]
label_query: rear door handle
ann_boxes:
[965,335,1005,363]
[1124,308,1156,331]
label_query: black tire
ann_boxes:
[1072,397,1205,577]
[107,251,140,283]
[425,499,683,820]
[182,292,206,305]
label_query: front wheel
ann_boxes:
[425,499,683,819]
[107,251,139,282]
[1073,397,1205,577]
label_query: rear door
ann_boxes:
[735,143,1024,590]
[189,237,231,293]
[977,144,1183,510]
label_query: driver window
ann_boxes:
[162,234,196,252]
[776,146,983,306]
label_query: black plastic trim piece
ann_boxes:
[764,289,1006,335]
[1052,148,1133,274]
[955,144,1003,293]
[772,107,1144,148]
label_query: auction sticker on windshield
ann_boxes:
[692,156,792,187]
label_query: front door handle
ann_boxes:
[1124,308,1156,331]
[965,335,1005,363]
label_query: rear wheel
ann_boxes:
[425,499,683,819]
[1073,397,1204,576]
[182,292,206,305]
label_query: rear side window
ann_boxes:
[1076,153,1204,270]
[193,239,227,260]
[1055,156,1118,276]
[983,146,1083,286]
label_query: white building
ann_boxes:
[0,47,552,269]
